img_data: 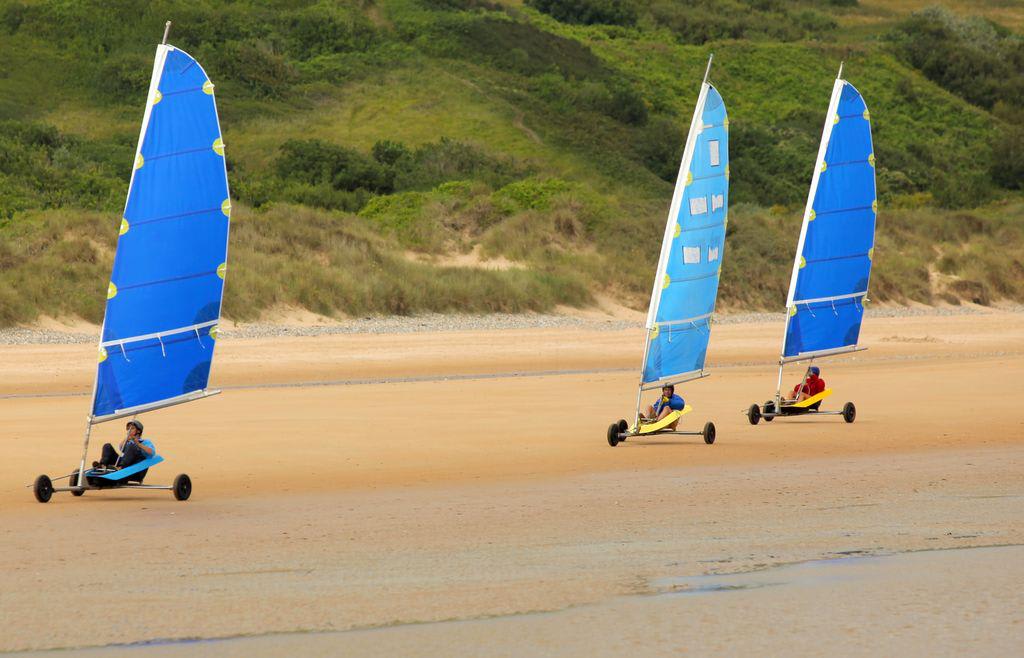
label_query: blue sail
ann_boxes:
[92,45,230,420]
[783,79,875,360]
[642,83,728,385]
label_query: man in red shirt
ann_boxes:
[790,366,825,402]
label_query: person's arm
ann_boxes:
[139,440,154,456]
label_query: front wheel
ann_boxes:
[703,421,716,445]
[617,419,628,433]
[173,474,192,501]
[70,470,85,496]
[747,404,761,426]
[34,475,53,503]
[606,423,620,447]
[842,402,856,424]
[763,400,776,422]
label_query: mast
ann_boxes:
[634,54,714,426]
[75,26,175,488]
[774,62,846,407]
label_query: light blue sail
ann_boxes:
[783,79,875,359]
[642,84,728,385]
[92,45,230,420]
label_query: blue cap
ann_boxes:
[809,366,820,376]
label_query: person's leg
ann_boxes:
[99,443,119,467]
[644,405,655,420]
[657,406,673,421]
[119,442,145,468]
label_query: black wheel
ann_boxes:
[842,402,856,424]
[173,474,192,501]
[607,423,620,447]
[617,418,628,433]
[747,403,761,426]
[763,400,776,422]
[703,421,716,444]
[70,470,85,496]
[34,475,53,503]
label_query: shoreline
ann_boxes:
[3,303,1021,345]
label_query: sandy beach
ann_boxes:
[1,309,1022,655]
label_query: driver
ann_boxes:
[643,384,685,429]
[790,366,825,402]
[94,420,155,471]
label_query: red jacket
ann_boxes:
[793,375,825,397]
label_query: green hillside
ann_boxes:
[0,0,1022,324]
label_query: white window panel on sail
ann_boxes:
[711,194,724,211]
[709,140,721,167]
[689,196,708,216]
[708,246,719,262]
[683,246,701,264]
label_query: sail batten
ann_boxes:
[91,44,231,420]
[781,75,876,361]
[640,74,728,387]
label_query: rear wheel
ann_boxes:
[763,400,776,422]
[703,421,716,445]
[33,475,53,503]
[69,470,85,496]
[606,423,620,447]
[747,404,761,426]
[173,474,192,501]
[842,402,856,424]
[617,419,628,433]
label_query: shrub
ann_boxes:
[527,0,639,26]
[276,139,394,194]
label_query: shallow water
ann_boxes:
[16,544,1023,657]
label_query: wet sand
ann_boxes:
[1,311,1022,654]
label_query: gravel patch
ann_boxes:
[1,305,1020,346]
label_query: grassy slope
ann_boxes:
[0,0,1021,324]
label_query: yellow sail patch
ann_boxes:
[119,218,130,236]
[789,305,797,317]
[107,282,117,299]
[217,262,227,279]
[868,153,875,168]
[663,273,671,289]
[203,80,215,95]
[674,223,681,239]
[863,109,871,121]
[809,209,816,222]
[820,161,827,173]
[221,198,231,218]
[800,256,806,269]
[134,153,144,170]
[872,199,878,213]
[833,114,840,125]
[868,247,874,260]
[685,171,693,187]
[649,324,660,341]
[213,137,225,156]
[723,117,729,132]
[98,347,107,363]
[152,89,162,105]
[209,325,219,341]
[725,164,729,180]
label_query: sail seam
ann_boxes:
[161,85,204,98]
[679,218,726,233]
[812,204,874,218]
[804,251,871,266]
[145,145,218,162]
[666,271,718,285]
[130,205,222,227]
[825,158,871,168]
[116,269,219,292]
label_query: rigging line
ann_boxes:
[119,343,130,363]
[158,335,166,357]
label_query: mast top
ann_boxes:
[702,53,714,85]
[836,61,844,81]
[162,21,172,45]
